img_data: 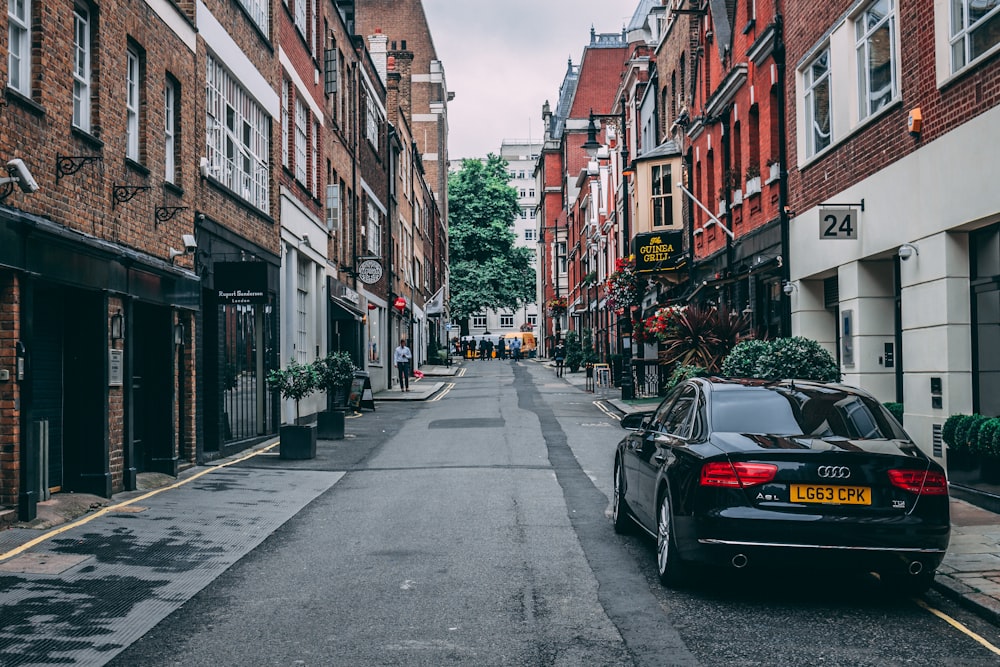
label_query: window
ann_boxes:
[521,208,528,219]
[294,0,307,37]
[651,164,674,227]
[950,0,1000,71]
[520,188,526,197]
[326,182,341,233]
[367,306,382,364]
[527,313,537,327]
[557,241,567,274]
[126,48,141,162]
[281,81,290,168]
[312,118,320,197]
[472,313,487,329]
[804,48,832,157]
[524,228,536,241]
[165,77,179,183]
[529,188,535,197]
[238,0,269,38]
[295,97,308,184]
[205,53,271,211]
[9,0,30,96]
[296,260,309,363]
[500,313,514,328]
[856,0,897,119]
[366,93,380,148]
[367,201,381,254]
[72,6,91,130]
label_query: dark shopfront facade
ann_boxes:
[0,209,199,518]
[195,217,280,460]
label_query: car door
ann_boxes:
[636,385,697,527]
[640,385,699,516]
[622,387,681,528]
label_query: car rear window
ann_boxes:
[710,387,906,439]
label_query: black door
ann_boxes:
[131,303,173,473]
[31,287,65,493]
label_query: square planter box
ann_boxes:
[280,424,317,459]
[317,409,346,440]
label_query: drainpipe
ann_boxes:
[387,125,397,390]
[720,111,734,309]
[774,14,792,336]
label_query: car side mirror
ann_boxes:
[621,412,653,431]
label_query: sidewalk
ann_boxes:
[373,362,459,401]
[536,357,1000,625]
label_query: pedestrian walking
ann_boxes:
[554,341,566,377]
[394,337,412,391]
[510,337,521,362]
[497,337,507,360]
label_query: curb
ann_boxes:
[931,572,1000,627]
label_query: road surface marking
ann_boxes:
[0,441,279,562]
[914,597,1000,656]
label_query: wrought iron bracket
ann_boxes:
[155,206,189,225]
[56,154,104,181]
[112,184,151,208]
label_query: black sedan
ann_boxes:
[612,377,950,593]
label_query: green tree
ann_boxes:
[448,155,536,328]
[564,330,583,372]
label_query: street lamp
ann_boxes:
[581,111,602,157]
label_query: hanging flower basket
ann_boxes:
[546,297,567,316]
[604,257,638,312]
[644,305,686,343]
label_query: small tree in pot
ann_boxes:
[266,359,319,458]
[314,351,357,440]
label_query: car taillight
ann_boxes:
[888,469,948,495]
[700,461,778,488]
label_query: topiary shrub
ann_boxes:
[942,413,969,451]
[972,417,1000,458]
[666,364,707,392]
[954,414,987,455]
[720,336,839,382]
[721,339,772,377]
[266,359,319,422]
[883,402,904,425]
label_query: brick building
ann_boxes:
[0,0,203,512]
[783,0,1000,466]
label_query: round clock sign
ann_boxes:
[357,259,383,285]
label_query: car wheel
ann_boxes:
[612,460,632,535]
[880,564,935,596]
[656,491,688,588]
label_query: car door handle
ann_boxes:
[653,451,669,464]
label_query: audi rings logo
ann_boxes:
[817,466,851,479]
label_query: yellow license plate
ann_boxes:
[790,484,871,505]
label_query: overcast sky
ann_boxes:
[421,1,635,161]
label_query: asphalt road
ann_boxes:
[105,360,1000,666]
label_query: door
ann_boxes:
[31,287,65,493]
[131,303,172,473]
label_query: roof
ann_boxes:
[569,38,629,118]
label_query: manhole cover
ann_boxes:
[0,552,91,575]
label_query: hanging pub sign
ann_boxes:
[215,262,268,304]
[632,231,685,274]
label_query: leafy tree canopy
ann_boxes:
[448,155,536,318]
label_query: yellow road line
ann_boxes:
[593,400,621,421]
[0,441,279,562]
[914,597,1000,656]
[430,382,455,401]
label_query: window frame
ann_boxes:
[803,47,833,158]
[72,5,91,131]
[164,76,178,183]
[126,47,141,162]
[855,0,898,120]
[650,163,674,228]
[950,0,1000,72]
[294,96,308,184]
[9,0,31,96]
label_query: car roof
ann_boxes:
[691,376,872,399]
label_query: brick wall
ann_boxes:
[0,273,20,507]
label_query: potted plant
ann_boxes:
[745,164,762,196]
[266,359,319,459]
[314,351,358,440]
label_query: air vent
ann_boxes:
[932,423,943,458]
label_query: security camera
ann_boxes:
[898,243,918,261]
[782,282,794,295]
[3,159,38,193]
[182,234,197,253]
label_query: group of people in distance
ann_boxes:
[457,335,521,362]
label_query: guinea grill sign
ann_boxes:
[632,231,685,274]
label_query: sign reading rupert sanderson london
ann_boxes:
[215,261,268,305]
[632,231,685,274]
